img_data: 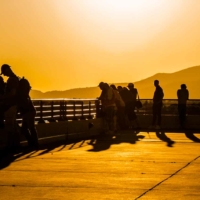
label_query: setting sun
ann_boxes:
[53,0,182,53]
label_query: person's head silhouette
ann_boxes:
[1,64,13,77]
[98,82,105,90]
[127,83,134,89]
[154,80,159,87]
[181,84,187,89]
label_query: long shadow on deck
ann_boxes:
[0,136,100,170]
[155,131,175,147]
[185,131,200,143]
[1,130,199,170]
[87,130,145,152]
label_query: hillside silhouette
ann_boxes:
[30,65,200,99]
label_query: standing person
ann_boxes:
[110,84,126,130]
[127,83,138,107]
[118,86,140,129]
[0,76,6,128]
[98,82,116,134]
[177,84,189,128]
[17,77,39,149]
[149,80,164,129]
[0,64,20,151]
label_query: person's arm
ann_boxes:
[177,90,179,99]
[136,89,138,99]
[98,90,104,100]
[161,88,164,99]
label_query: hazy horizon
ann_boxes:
[32,64,199,92]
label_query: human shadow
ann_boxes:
[0,142,63,170]
[155,131,175,147]
[87,130,145,152]
[0,136,98,170]
[184,131,200,143]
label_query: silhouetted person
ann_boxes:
[110,84,126,130]
[177,84,189,128]
[150,80,164,129]
[118,87,140,129]
[127,83,138,107]
[98,82,117,134]
[17,78,39,149]
[0,76,6,128]
[0,64,20,151]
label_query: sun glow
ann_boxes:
[53,0,181,52]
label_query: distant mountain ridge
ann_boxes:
[30,65,200,99]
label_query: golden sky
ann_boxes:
[1,0,200,92]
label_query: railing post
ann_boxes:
[88,101,93,119]
[38,100,45,123]
[95,100,101,118]
[58,100,64,121]
[63,101,67,120]
[80,101,85,120]
[48,101,56,122]
[73,101,78,120]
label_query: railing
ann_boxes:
[137,99,200,116]
[16,99,200,123]
[16,99,100,123]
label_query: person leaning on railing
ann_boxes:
[0,76,6,128]
[98,82,117,134]
[110,84,127,130]
[17,77,39,149]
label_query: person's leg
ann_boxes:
[21,113,33,147]
[113,107,117,131]
[178,104,182,125]
[22,111,39,147]
[157,104,162,126]
[100,107,108,132]
[179,104,186,127]
[0,111,4,129]
[132,107,140,128]
[125,103,132,129]
[4,106,20,149]
[27,111,39,147]
[182,104,187,124]
[117,106,127,130]
[104,107,112,132]
[152,104,157,126]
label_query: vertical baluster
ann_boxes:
[63,101,67,120]
[73,101,77,120]
[49,101,56,122]
[59,100,63,121]
[88,101,93,119]
[80,101,85,120]
[38,100,45,123]
[95,100,101,118]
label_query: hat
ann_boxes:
[1,64,10,75]
[127,83,133,87]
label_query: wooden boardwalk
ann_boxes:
[0,131,200,200]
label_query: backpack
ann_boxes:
[17,77,31,99]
